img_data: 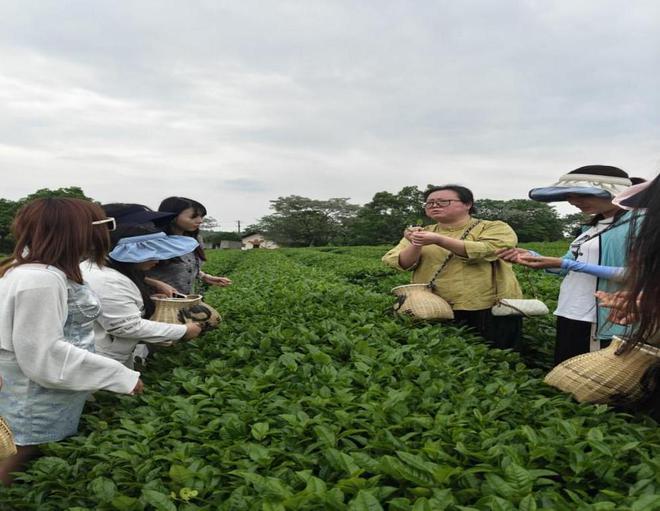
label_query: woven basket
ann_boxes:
[391,284,454,321]
[544,337,660,404]
[0,416,17,460]
[150,294,221,330]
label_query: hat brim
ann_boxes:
[109,233,199,263]
[613,180,652,210]
[528,186,613,203]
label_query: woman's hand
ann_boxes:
[131,379,144,395]
[182,322,203,340]
[409,231,443,247]
[595,290,637,325]
[145,277,179,297]
[516,255,563,269]
[201,273,232,286]
[403,226,423,243]
[496,247,532,263]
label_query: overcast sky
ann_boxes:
[1,1,658,229]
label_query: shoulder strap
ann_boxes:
[427,220,481,290]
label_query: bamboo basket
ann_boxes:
[150,294,221,330]
[0,416,16,460]
[544,337,660,404]
[391,284,454,321]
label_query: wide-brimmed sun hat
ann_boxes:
[109,232,199,263]
[529,165,632,203]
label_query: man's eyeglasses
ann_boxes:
[422,199,461,208]
[92,217,116,231]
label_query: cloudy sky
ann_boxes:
[1,1,659,229]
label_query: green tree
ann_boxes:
[0,198,18,253]
[475,199,564,242]
[561,212,588,238]
[0,187,93,253]
[17,186,92,206]
[254,196,360,247]
[346,186,426,245]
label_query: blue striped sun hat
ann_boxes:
[109,232,199,263]
[529,169,632,203]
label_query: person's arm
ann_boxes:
[382,231,422,271]
[560,259,625,281]
[409,231,468,257]
[199,271,232,286]
[412,221,516,261]
[144,277,178,297]
[12,280,139,394]
[96,276,190,344]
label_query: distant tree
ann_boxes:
[561,212,589,238]
[201,230,242,243]
[475,199,564,242]
[1,187,93,253]
[0,199,18,253]
[346,186,426,245]
[201,216,219,231]
[254,196,360,247]
[17,186,93,206]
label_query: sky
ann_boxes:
[1,0,659,230]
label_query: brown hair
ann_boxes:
[0,198,110,283]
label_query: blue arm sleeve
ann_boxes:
[560,259,625,280]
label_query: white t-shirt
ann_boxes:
[555,218,614,322]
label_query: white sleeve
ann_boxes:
[95,275,187,344]
[12,283,139,394]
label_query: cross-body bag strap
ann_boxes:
[427,220,481,291]
[571,217,631,252]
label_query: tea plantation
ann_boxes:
[1,244,659,510]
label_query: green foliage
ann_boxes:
[345,186,426,245]
[254,195,360,247]
[475,200,564,242]
[1,245,658,510]
[0,186,94,253]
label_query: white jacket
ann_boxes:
[0,264,139,393]
[81,262,187,366]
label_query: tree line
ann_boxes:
[0,185,585,252]
[249,186,586,247]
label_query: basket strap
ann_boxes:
[428,220,481,290]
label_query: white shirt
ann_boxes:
[555,218,614,322]
[0,264,139,393]
[81,262,187,366]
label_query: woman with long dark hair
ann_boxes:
[599,175,659,345]
[0,198,143,485]
[147,197,232,295]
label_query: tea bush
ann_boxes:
[1,246,658,511]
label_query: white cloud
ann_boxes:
[0,0,659,229]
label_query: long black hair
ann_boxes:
[158,196,207,260]
[622,175,660,347]
[107,224,160,318]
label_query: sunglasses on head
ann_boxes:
[92,217,117,231]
